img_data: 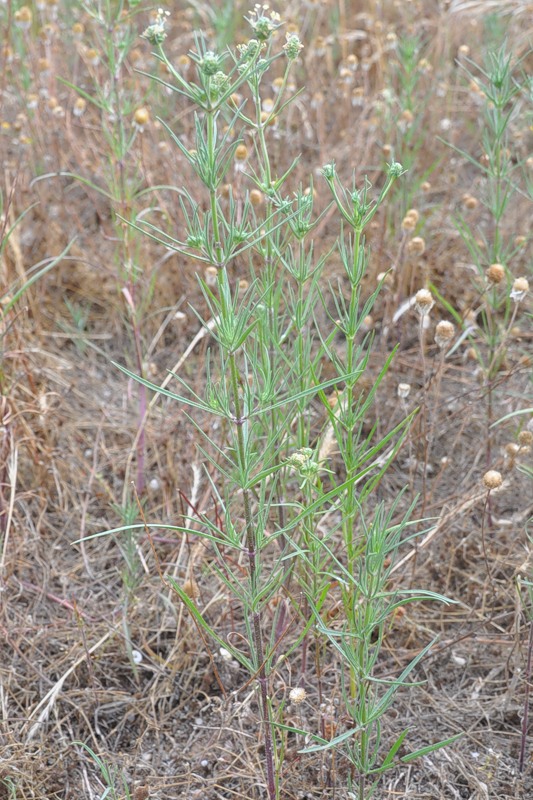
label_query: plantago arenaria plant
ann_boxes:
[79,8,459,799]
[439,44,532,467]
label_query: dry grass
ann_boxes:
[1,1,532,798]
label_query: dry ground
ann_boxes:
[1,1,532,798]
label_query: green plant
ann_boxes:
[81,9,458,798]
[34,0,156,495]
[73,741,133,800]
[439,45,532,467]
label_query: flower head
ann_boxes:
[283,32,304,60]
[141,8,170,46]
[245,4,282,41]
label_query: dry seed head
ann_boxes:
[510,277,529,303]
[289,687,307,704]
[219,647,233,662]
[462,193,478,209]
[518,430,533,447]
[15,5,33,28]
[505,442,520,458]
[408,236,425,255]
[327,391,339,408]
[415,288,434,316]
[405,208,420,223]
[249,189,263,206]
[401,215,416,233]
[73,97,87,117]
[421,181,431,192]
[486,263,505,285]
[382,144,392,158]
[40,27,56,46]
[260,110,276,126]
[71,22,84,37]
[483,470,502,490]
[235,143,248,161]
[183,577,199,598]
[434,320,455,349]
[204,266,218,286]
[397,382,411,399]
[133,107,150,127]
[514,235,526,247]
[86,48,100,66]
[458,44,470,57]
[377,270,394,287]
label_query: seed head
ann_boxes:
[73,97,87,117]
[401,215,416,232]
[260,110,276,126]
[219,647,233,662]
[204,266,218,286]
[133,107,150,129]
[415,288,434,316]
[486,263,505,285]
[408,236,425,255]
[434,320,455,349]
[86,48,100,67]
[289,687,307,704]
[518,430,533,447]
[183,577,199,598]
[510,277,529,303]
[15,6,33,29]
[505,442,520,458]
[482,470,502,491]
[462,193,478,210]
[250,189,263,206]
[235,144,249,161]
[402,207,419,228]
[397,382,411,399]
